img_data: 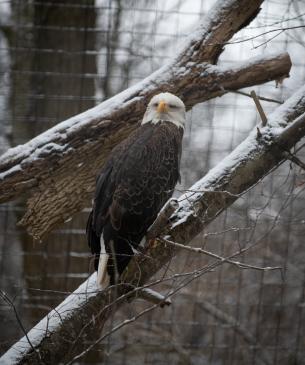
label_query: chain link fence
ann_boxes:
[0,0,305,364]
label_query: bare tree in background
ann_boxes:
[0,0,97,355]
[2,0,97,144]
[96,0,176,99]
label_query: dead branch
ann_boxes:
[283,150,305,171]
[0,291,40,360]
[136,288,172,307]
[161,237,282,273]
[0,0,291,239]
[2,78,305,364]
[251,89,268,125]
[228,89,283,104]
[224,25,305,47]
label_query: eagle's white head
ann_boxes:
[142,92,186,129]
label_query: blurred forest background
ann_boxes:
[0,0,305,364]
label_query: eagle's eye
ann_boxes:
[153,102,158,107]
[169,104,178,109]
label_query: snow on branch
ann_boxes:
[0,0,291,239]
[2,81,305,365]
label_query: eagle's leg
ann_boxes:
[105,238,137,285]
[130,236,146,255]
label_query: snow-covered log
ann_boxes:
[2,81,305,365]
[0,0,291,239]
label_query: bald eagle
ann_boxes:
[86,92,186,288]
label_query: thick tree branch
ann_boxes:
[0,0,290,239]
[2,82,305,365]
[146,198,179,240]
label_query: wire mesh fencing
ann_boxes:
[0,0,305,364]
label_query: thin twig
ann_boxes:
[228,89,283,104]
[221,25,305,46]
[0,290,41,360]
[283,151,305,171]
[161,238,282,273]
[253,29,285,49]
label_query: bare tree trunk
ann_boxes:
[2,82,305,365]
[100,0,122,99]
[0,0,291,240]
[0,0,98,352]
[5,0,97,145]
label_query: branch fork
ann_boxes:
[0,1,291,239]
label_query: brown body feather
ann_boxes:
[87,121,183,284]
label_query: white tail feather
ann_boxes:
[97,237,110,289]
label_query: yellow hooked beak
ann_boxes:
[157,100,168,113]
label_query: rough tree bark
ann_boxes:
[2,83,305,365]
[0,0,291,239]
